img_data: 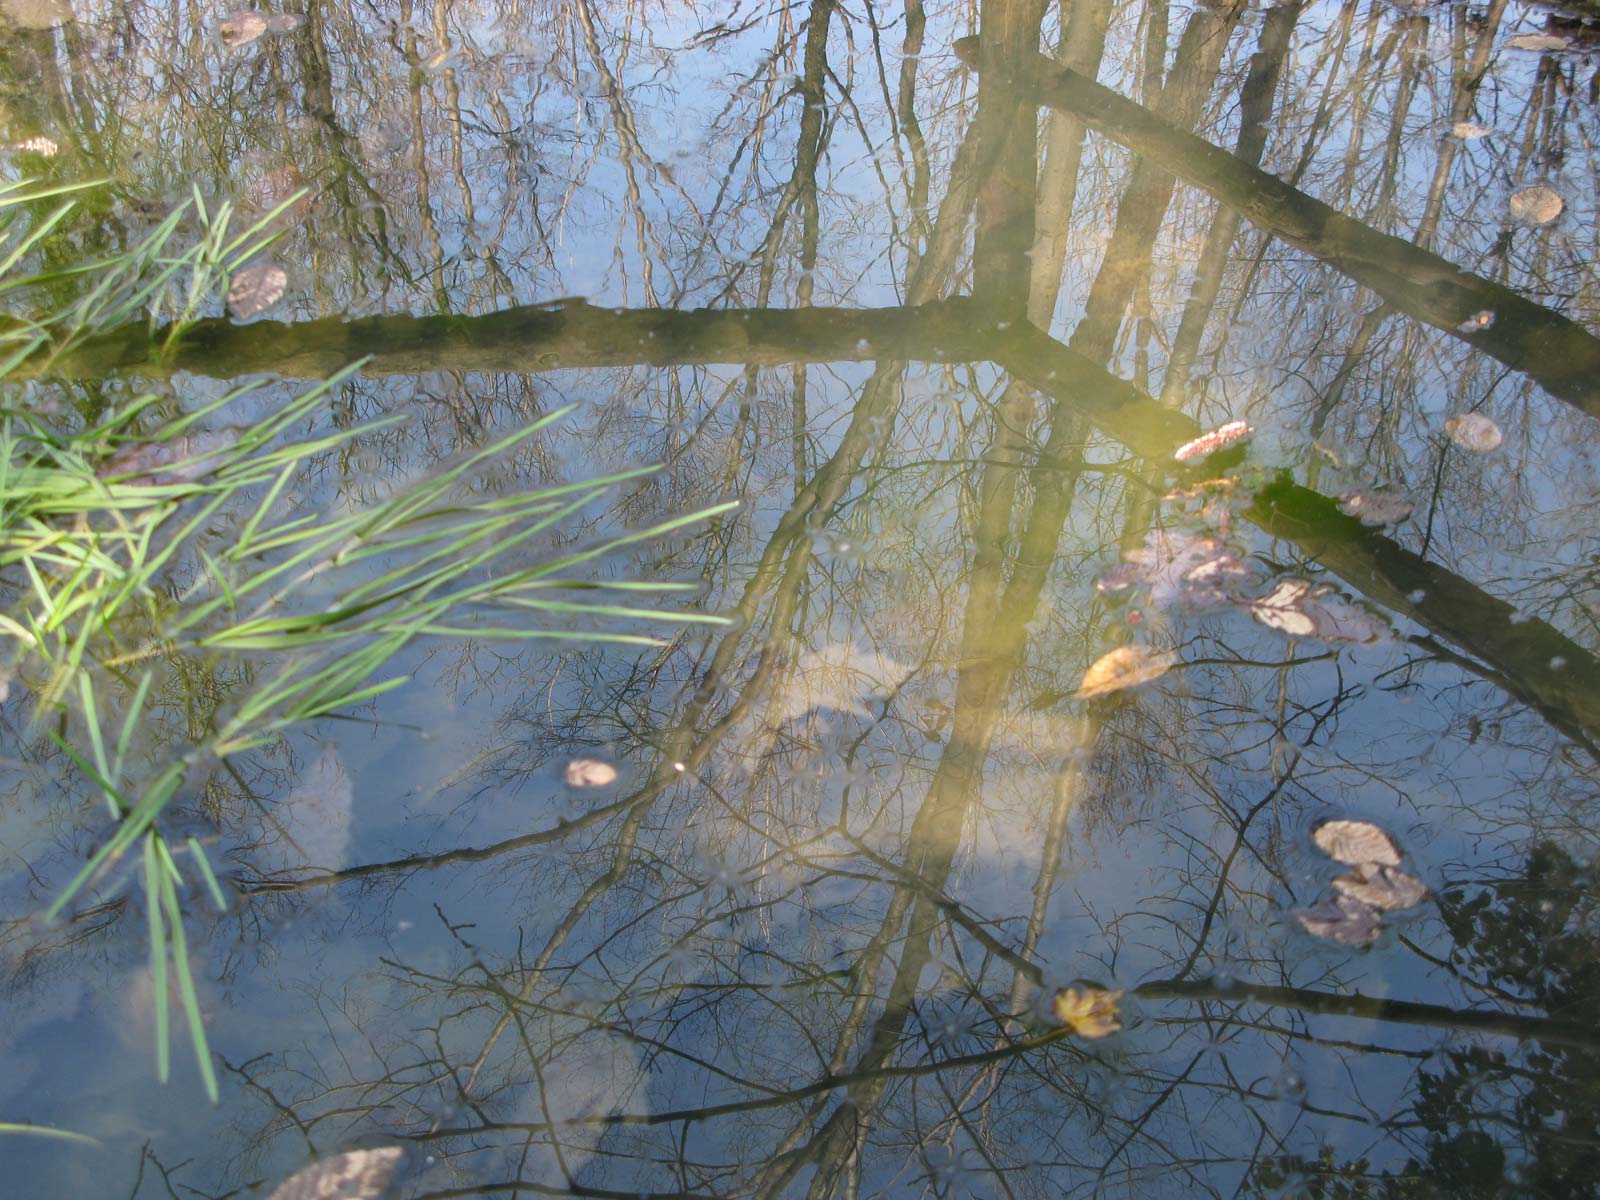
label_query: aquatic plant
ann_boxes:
[0,179,730,1102]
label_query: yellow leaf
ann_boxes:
[1052,986,1123,1039]
[1075,645,1175,700]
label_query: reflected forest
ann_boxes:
[1,0,1599,1197]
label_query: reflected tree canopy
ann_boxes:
[1,0,1598,1196]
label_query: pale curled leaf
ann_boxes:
[218,10,269,47]
[1075,645,1176,700]
[1313,819,1403,867]
[1295,893,1382,946]
[1247,580,1388,644]
[266,1146,404,1200]
[1052,987,1123,1039]
[1448,121,1493,140]
[1508,185,1564,225]
[228,261,288,320]
[1455,310,1495,333]
[1338,490,1413,526]
[565,758,618,788]
[264,13,304,34]
[1332,863,1428,911]
[1444,412,1503,453]
[1174,420,1252,462]
[1506,33,1571,52]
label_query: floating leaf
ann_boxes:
[1052,986,1123,1038]
[1332,863,1428,911]
[1508,185,1564,225]
[227,261,288,320]
[1174,420,1252,462]
[218,10,269,47]
[1455,310,1494,333]
[1337,490,1413,526]
[1506,32,1571,52]
[1444,412,1503,453]
[1247,579,1387,644]
[1075,645,1176,700]
[1448,121,1493,139]
[565,758,619,788]
[267,1147,405,1200]
[1294,893,1382,946]
[1312,819,1402,867]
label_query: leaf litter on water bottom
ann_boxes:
[266,1146,405,1200]
[1332,862,1428,911]
[1294,893,1383,946]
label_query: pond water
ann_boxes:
[2,0,1600,1196]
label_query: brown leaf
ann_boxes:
[1447,121,1493,140]
[227,261,288,320]
[1174,420,1252,462]
[267,1146,404,1200]
[1313,819,1402,867]
[1075,645,1176,700]
[1332,863,1428,911]
[101,428,243,485]
[1444,412,1502,453]
[1095,530,1256,612]
[1052,986,1123,1038]
[218,10,269,47]
[1294,893,1382,946]
[1506,33,1571,52]
[1247,579,1388,644]
[1508,185,1564,225]
[1337,490,1413,526]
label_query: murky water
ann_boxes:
[3,0,1600,1196]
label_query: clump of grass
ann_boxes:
[0,180,731,1104]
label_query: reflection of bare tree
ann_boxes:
[5,0,1600,1196]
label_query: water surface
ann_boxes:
[2,0,1600,1196]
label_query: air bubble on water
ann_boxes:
[1509,609,1530,624]
[855,338,871,352]
[1550,655,1566,669]
[665,941,697,977]
[811,529,870,567]
[1407,589,1427,604]
[923,1144,972,1189]
[996,321,1010,330]
[1209,957,1238,991]
[1270,1059,1308,1103]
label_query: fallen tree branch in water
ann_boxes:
[26,297,1600,749]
